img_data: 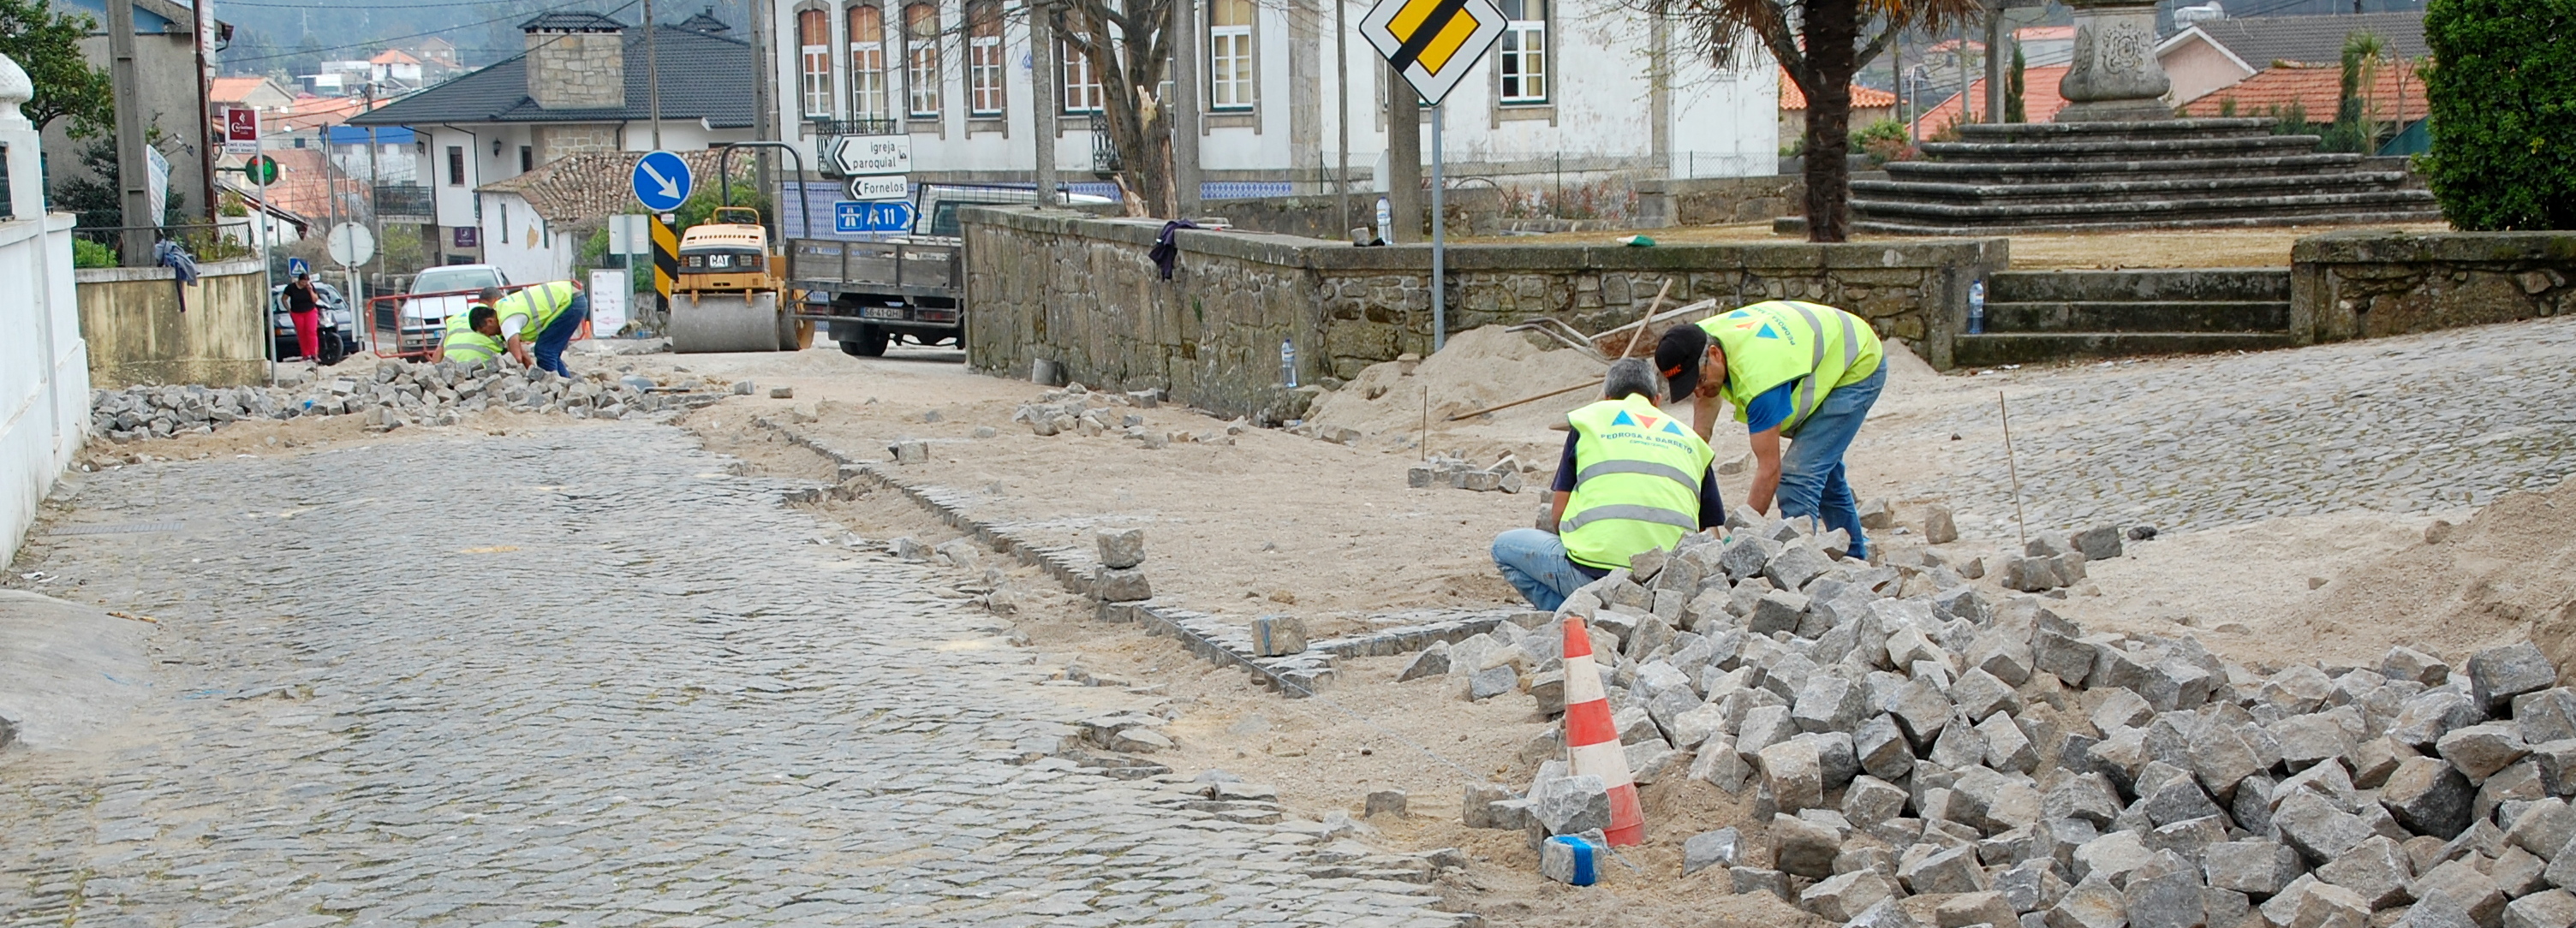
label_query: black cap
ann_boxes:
[1655,324,1711,399]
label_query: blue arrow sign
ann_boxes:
[835,200,917,234]
[287,257,310,277]
[632,151,693,212]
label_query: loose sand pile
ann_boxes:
[1307,326,1607,438]
[2289,474,2576,672]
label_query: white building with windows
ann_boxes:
[762,0,1777,205]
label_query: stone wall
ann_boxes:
[1635,172,1891,228]
[2292,231,2576,343]
[76,259,270,389]
[536,124,622,164]
[526,32,624,110]
[963,206,2002,419]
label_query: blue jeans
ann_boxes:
[533,292,590,377]
[1778,358,1887,560]
[1492,527,1598,612]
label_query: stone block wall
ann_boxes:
[2292,231,2576,343]
[964,207,2002,419]
[1212,187,1502,241]
[526,33,625,110]
[536,124,622,164]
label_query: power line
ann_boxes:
[221,0,637,64]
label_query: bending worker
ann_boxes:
[1490,359,1723,611]
[1655,300,1887,561]
[433,304,507,367]
[492,279,589,376]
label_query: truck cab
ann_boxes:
[790,184,1106,357]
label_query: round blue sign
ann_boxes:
[632,151,694,212]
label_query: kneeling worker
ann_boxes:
[492,279,588,376]
[434,303,507,367]
[1655,300,1886,560]
[1491,359,1723,611]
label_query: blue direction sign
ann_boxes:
[287,257,310,277]
[631,151,693,212]
[835,200,917,234]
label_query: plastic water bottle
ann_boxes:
[1968,278,1988,335]
[1280,339,1298,388]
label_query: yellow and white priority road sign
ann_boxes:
[1360,0,1507,105]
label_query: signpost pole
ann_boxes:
[1429,102,1445,353]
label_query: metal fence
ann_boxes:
[71,220,263,265]
[374,184,434,218]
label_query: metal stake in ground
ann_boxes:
[1431,103,1446,351]
[2001,390,2027,549]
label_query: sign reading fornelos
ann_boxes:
[1359,0,1507,104]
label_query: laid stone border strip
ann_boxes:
[751,416,1512,699]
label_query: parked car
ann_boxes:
[271,281,359,365]
[384,264,511,354]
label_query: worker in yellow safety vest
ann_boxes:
[492,279,588,376]
[1489,358,1723,611]
[1655,300,1887,560]
[433,303,507,367]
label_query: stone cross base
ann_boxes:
[2054,0,2174,122]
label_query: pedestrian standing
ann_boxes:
[284,272,321,361]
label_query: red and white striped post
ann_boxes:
[1561,612,1643,846]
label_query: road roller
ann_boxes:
[668,206,814,354]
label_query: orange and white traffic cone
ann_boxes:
[1560,612,1643,846]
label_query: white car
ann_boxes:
[391,265,511,354]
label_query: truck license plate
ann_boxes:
[861,306,906,320]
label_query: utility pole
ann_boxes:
[1031,0,1058,206]
[365,85,384,301]
[750,0,775,217]
[1383,62,1419,244]
[1984,3,2005,123]
[1170,0,1202,218]
[1334,0,1348,233]
[646,0,664,149]
[194,0,218,222]
[107,0,156,265]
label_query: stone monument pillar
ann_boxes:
[2054,0,2174,122]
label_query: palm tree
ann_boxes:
[1649,0,1987,241]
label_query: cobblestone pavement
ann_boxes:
[1919,317,2576,536]
[0,423,1464,928]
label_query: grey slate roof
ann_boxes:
[521,10,627,31]
[349,19,754,128]
[2186,12,2428,67]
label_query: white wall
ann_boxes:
[477,192,577,283]
[767,0,1778,187]
[1,68,92,567]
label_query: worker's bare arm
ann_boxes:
[1745,427,1783,515]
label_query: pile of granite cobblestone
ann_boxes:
[88,360,742,443]
[1446,514,2576,928]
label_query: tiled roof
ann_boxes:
[349,22,752,128]
[2015,26,2074,41]
[2181,12,2427,68]
[1780,69,1899,111]
[2179,59,2428,122]
[210,76,287,105]
[1910,64,2071,136]
[476,150,729,223]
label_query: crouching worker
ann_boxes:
[1491,358,1724,611]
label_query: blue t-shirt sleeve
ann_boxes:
[1744,379,1800,434]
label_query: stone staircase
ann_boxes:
[1953,268,2297,366]
[1851,119,2440,234]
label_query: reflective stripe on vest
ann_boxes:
[497,281,577,335]
[1559,396,1715,571]
[1696,300,1882,437]
[443,304,504,364]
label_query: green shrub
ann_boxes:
[72,238,116,268]
[2420,0,2576,229]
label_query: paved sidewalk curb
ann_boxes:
[754,417,1523,699]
